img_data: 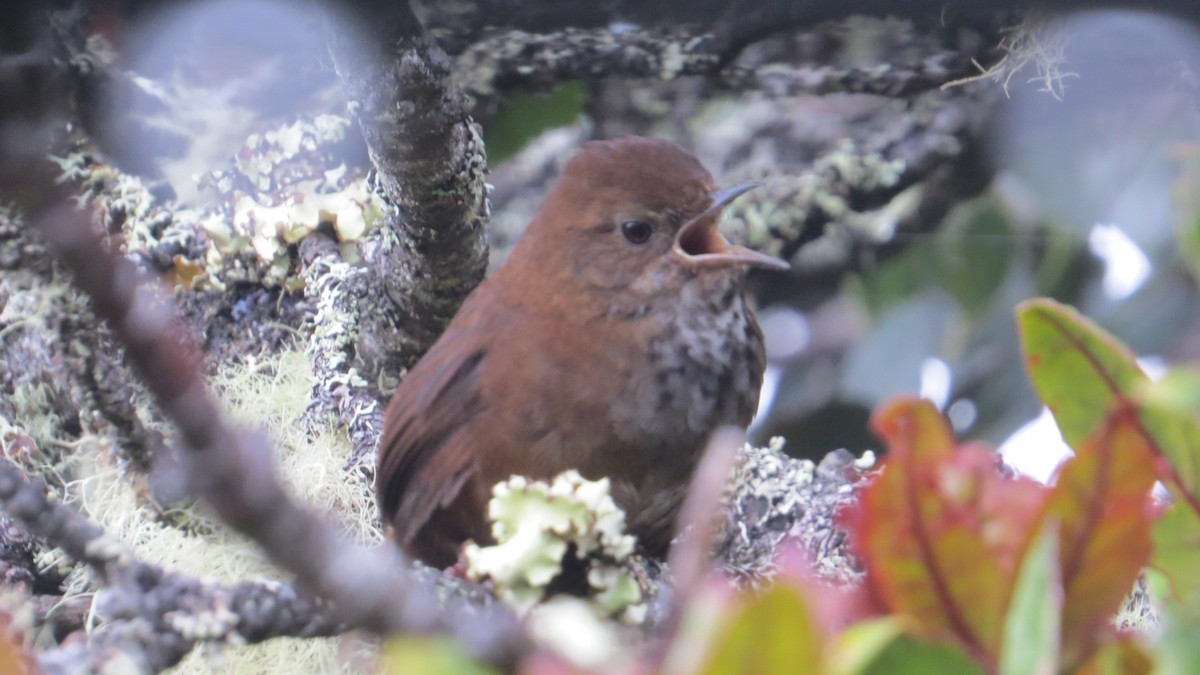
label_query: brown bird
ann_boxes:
[377,136,788,567]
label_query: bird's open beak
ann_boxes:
[674,181,790,271]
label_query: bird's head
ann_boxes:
[506,137,788,308]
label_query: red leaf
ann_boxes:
[854,397,1048,669]
[1043,404,1158,667]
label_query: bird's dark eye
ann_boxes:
[620,220,653,245]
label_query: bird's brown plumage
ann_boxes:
[377,136,787,567]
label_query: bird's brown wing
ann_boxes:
[376,336,487,560]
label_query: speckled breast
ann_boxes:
[613,273,766,453]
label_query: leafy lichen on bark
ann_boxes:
[299,232,385,472]
[718,440,871,585]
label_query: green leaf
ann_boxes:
[1136,401,1200,514]
[483,81,586,164]
[1147,571,1200,675]
[826,618,909,675]
[1134,371,1200,521]
[827,618,984,675]
[1152,503,1200,605]
[379,637,497,675]
[935,200,1014,315]
[1136,372,1200,504]
[1171,143,1200,284]
[1000,522,1060,675]
[1138,368,1200,413]
[1015,298,1146,447]
[1073,638,1153,675]
[698,582,821,675]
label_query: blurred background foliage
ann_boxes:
[751,11,1200,473]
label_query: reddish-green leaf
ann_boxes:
[1016,298,1146,448]
[870,395,957,462]
[1017,298,1200,517]
[1074,637,1153,675]
[1043,406,1158,667]
[856,397,1047,668]
[697,581,822,675]
[1136,373,1200,517]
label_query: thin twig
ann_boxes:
[655,427,745,660]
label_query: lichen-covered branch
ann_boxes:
[299,232,384,472]
[323,0,490,374]
[454,27,723,111]
[2,194,181,480]
[455,19,990,113]
[721,87,996,276]
[0,458,344,672]
[415,0,1200,59]
[718,441,871,584]
[33,203,524,666]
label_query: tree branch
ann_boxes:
[454,27,723,111]
[323,0,490,369]
[0,458,345,672]
[454,20,989,114]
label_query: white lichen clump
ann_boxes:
[198,115,385,290]
[464,470,646,624]
[526,597,628,671]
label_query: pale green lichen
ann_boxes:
[464,470,645,623]
[823,139,905,191]
[199,115,386,291]
[48,116,384,294]
[51,348,380,673]
[46,124,381,293]
[659,42,686,80]
[723,139,907,270]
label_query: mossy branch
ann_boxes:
[322,0,490,367]
[0,458,344,672]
